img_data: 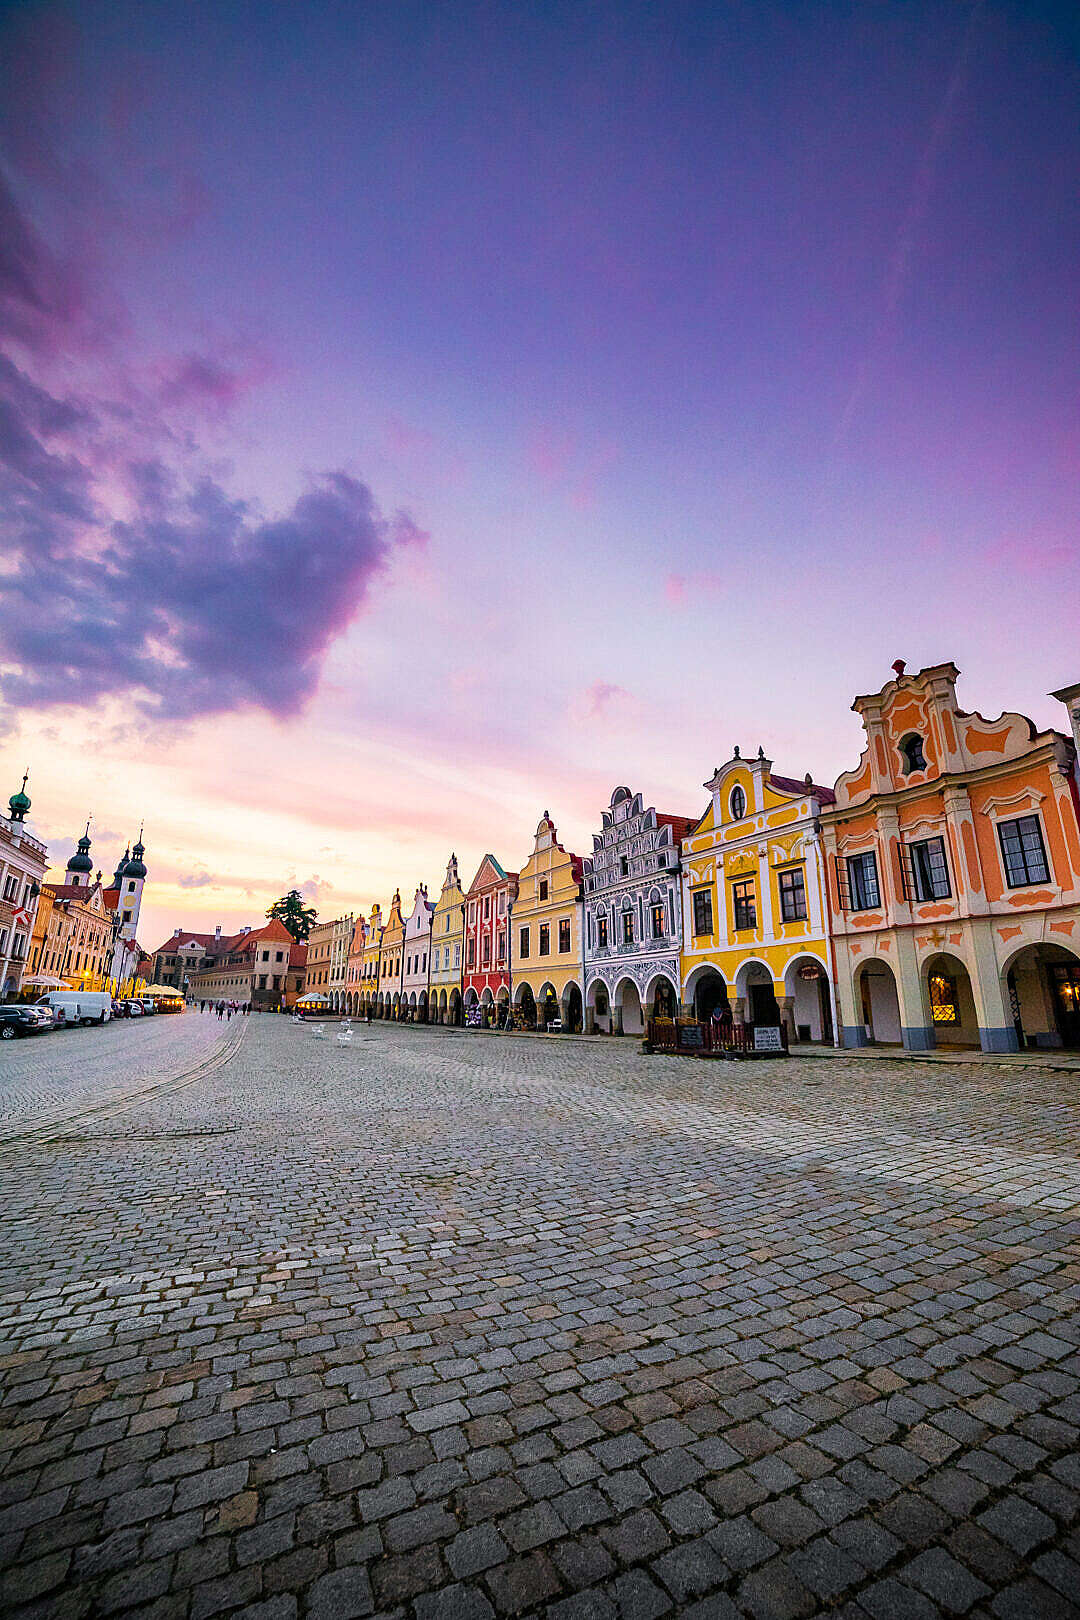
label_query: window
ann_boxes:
[928,972,957,1024]
[261,950,269,962]
[484,895,490,917]
[778,868,807,922]
[732,880,756,931]
[275,950,283,963]
[539,879,548,901]
[482,937,491,966]
[900,733,927,774]
[692,889,713,936]
[123,909,132,924]
[258,974,267,989]
[597,914,608,948]
[651,902,665,938]
[497,930,506,962]
[539,924,550,955]
[997,815,1050,888]
[908,837,951,902]
[422,953,427,971]
[620,856,629,878]
[621,911,634,944]
[847,851,880,911]
[559,918,571,952]
[730,785,746,820]
[519,926,530,960]
[467,939,476,969]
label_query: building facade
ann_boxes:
[285,942,308,1009]
[680,752,837,1043]
[430,854,465,1025]
[820,661,1080,1052]
[463,855,517,1025]
[149,928,224,992]
[510,814,584,1031]
[1,776,48,999]
[188,919,294,1009]
[582,787,692,1035]
[377,891,406,1017]
[304,914,354,1012]
[402,885,435,1019]
[345,916,367,1014]
[359,905,383,1014]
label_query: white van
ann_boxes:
[37,991,113,1027]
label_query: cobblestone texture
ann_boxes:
[1,1017,1079,1617]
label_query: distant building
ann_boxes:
[1,774,48,999]
[359,904,383,1015]
[462,854,517,1025]
[510,814,583,1032]
[148,928,226,992]
[401,885,435,1019]
[583,786,693,1035]
[430,854,466,1025]
[285,941,308,1008]
[304,914,354,1012]
[376,891,406,1018]
[187,919,295,1009]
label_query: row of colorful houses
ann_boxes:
[322,662,1080,1055]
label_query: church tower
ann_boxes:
[109,831,148,984]
[65,823,94,889]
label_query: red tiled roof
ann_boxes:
[769,772,837,805]
[655,812,696,843]
[45,883,103,905]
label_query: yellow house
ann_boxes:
[510,813,584,1031]
[430,854,465,1025]
[680,749,837,1044]
[377,890,405,1017]
[359,904,382,1014]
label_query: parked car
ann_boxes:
[0,1005,49,1040]
[36,990,113,1027]
[115,999,144,1017]
[136,996,157,1016]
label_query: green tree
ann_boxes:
[267,888,318,942]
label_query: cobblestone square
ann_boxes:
[2,1018,1079,1618]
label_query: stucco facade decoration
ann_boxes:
[430,854,465,1025]
[359,905,383,1014]
[402,885,435,1019]
[820,661,1080,1053]
[510,814,584,1031]
[582,787,693,1035]
[680,753,837,1044]
[377,890,406,1018]
[463,855,517,1024]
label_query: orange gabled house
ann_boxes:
[820,661,1080,1053]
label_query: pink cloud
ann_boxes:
[664,570,727,608]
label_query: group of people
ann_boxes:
[198,999,251,1019]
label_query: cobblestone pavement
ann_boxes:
[1,1021,1079,1620]
[0,1011,236,1139]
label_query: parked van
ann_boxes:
[36,990,113,1027]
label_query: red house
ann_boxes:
[463,854,518,1024]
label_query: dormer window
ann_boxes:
[730,786,746,821]
[900,734,926,774]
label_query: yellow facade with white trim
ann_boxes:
[680,751,837,1043]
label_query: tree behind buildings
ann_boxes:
[267,889,318,941]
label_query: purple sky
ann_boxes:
[1,1,1077,949]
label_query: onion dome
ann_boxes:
[125,834,147,881]
[113,846,131,885]
[67,825,93,876]
[8,770,30,823]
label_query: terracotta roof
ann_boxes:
[45,883,103,905]
[769,772,837,805]
[150,930,233,956]
[655,812,696,843]
[289,942,308,967]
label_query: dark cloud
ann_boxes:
[0,168,427,722]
